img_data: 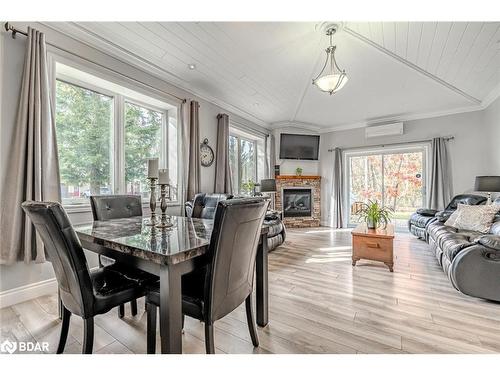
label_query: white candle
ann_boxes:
[158,168,170,185]
[147,158,159,178]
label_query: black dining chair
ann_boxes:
[22,201,157,354]
[145,198,268,354]
[90,195,143,318]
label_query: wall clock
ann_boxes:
[200,138,215,167]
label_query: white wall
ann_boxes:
[272,127,320,176]
[483,96,500,173]
[319,106,499,226]
[0,24,268,295]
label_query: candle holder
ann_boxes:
[145,177,158,226]
[156,183,173,228]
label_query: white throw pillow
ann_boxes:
[452,204,500,233]
[444,210,460,227]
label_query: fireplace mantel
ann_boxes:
[276,175,321,180]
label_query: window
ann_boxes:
[55,64,178,207]
[345,146,427,231]
[228,128,266,195]
[56,80,114,205]
[124,102,163,198]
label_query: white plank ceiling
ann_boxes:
[44,22,500,131]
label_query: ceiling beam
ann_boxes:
[343,25,482,105]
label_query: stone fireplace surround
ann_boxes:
[275,175,321,228]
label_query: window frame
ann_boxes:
[229,132,258,194]
[54,66,178,210]
[343,143,430,231]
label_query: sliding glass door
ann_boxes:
[346,146,427,231]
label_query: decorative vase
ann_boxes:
[367,218,376,229]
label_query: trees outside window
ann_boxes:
[228,134,258,195]
[56,80,113,205]
[55,77,176,206]
[347,149,425,230]
[124,102,163,198]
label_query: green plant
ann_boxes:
[295,167,303,176]
[241,180,256,196]
[357,200,393,229]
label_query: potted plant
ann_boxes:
[241,180,256,196]
[295,167,303,176]
[357,200,393,229]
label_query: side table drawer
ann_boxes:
[352,236,393,262]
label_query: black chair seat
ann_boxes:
[91,265,157,315]
[146,266,207,320]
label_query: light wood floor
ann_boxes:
[1,228,499,354]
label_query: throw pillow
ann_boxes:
[452,204,500,233]
[444,210,460,227]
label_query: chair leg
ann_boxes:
[82,317,94,354]
[245,294,260,347]
[146,302,157,354]
[204,322,215,354]
[118,304,125,318]
[130,299,138,316]
[57,305,71,354]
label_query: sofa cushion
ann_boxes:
[427,221,457,242]
[490,221,500,235]
[416,208,438,216]
[409,212,436,228]
[452,204,500,233]
[438,233,475,262]
[475,235,500,251]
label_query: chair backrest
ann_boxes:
[445,194,487,211]
[205,198,267,321]
[191,193,233,220]
[21,201,93,317]
[90,195,142,221]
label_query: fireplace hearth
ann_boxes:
[283,188,312,217]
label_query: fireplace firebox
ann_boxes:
[283,188,312,217]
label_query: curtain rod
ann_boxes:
[4,22,187,104]
[327,136,454,152]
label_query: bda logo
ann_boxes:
[0,339,17,354]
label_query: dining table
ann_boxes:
[74,215,270,354]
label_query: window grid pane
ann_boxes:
[56,80,113,206]
[124,102,163,199]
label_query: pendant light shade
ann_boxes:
[312,26,348,95]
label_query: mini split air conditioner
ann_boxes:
[365,122,404,138]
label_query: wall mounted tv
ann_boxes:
[279,133,320,160]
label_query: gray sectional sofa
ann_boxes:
[410,196,500,302]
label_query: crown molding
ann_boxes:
[40,22,271,130]
[343,26,482,105]
[482,82,500,109]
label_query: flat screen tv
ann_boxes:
[279,133,320,160]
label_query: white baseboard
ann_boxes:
[0,278,58,309]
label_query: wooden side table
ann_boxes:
[351,223,395,272]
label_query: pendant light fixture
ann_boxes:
[312,25,348,95]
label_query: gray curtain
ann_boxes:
[428,137,453,210]
[214,114,233,194]
[0,28,61,265]
[267,134,276,178]
[332,148,344,228]
[182,100,200,202]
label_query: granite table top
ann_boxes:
[74,216,213,265]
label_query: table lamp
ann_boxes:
[474,176,500,204]
[260,179,277,210]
